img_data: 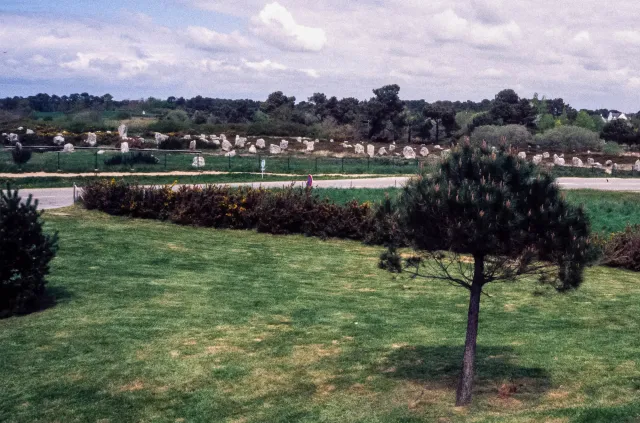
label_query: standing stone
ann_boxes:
[403,146,416,159]
[420,146,429,157]
[97,150,105,155]
[634,160,640,172]
[189,140,197,151]
[8,133,19,143]
[542,152,550,159]
[220,134,227,141]
[270,144,282,154]
[121,142,129,153]
[192,156,206,168]
[306,141,314,152]
[118,124,127,139]
[587,158,595,166]
[554,156,565,166]
[517,152,526,159]
[224,150,236,157]
[17,126,23,131]
[280,140,288,150]
[354,144,365,154]
[594,162,603,169]
[53,134,65,145]
[605,160,613,167]
[256,139,266,149]
[86,132,97,146]
[378,147,387,155]
[330,139,334,143]
[235,137,246,148]
[367,144,375,158]
[63,143,75,153]
[296,137,302,143]
[221,139,233,152]
[532,155,543,165]
[155,132,169,143]
[572,157,583,167]
[183,134,192,140]
[212,139,220,146]
[248,145,257,154]
[26,129,34,135]
[388,144,396,152]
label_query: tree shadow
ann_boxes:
[378,344,551,398]
[1,285,74,319]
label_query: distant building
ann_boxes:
[602,111,628,122]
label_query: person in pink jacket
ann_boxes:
[306,174,313,188]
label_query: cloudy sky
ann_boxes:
[1,0,639,111]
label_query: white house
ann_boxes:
[603,111,628,122]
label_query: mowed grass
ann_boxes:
[314,188,640,235]
[2,208,640,422]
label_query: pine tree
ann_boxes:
[1,186,58,317]
[383,141,594,406]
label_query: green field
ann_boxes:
[0,149,428,175]
[2,208,640,422]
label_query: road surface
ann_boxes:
[12,177,640,210]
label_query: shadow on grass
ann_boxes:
[379,345,551,397]
[1,285,73,319]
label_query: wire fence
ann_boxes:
[0,147,436,175]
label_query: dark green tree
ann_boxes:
[1,186,59,317]
[601,119,637,143]
[382,142,594,406]
[366,84,405,140]
[423,103,456,143]
[11,143,32,169]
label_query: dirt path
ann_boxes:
[0,170,387,179]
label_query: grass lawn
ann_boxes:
[0,149,428,175]
[2,208,640,422]
[313,188,640,235]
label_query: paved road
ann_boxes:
[13,177,640,210]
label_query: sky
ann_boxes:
[1,0,639,111]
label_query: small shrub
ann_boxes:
[602,141,623,156]
[11,147,32,166]
[599,225,640,271]
[535,126,603,152]
[104,152,160,166]
[1,186,59,317]
[159,137,186,150]
[470,124,533,148]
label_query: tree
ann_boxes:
[382,143,593,406]
[574,110,596,131]
[366,84,405,140]
[1,186,59,317]
[537,114,556,132]
[424,103,456,143]
[308,92,328,122]
[602,119,637,143]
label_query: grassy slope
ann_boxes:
[2,208,640,422]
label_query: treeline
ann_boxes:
[1,86,639,143]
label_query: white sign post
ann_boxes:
[260,159,266,179]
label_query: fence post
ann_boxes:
[228,155,231,170]
[367,156,370,171]
[94,151,98,172]
[57,152,60,172]
[341,157,344,173]
[258,154,261,171]
[315,157,318,173]
[287,156,290,173]
[164,153,167,170]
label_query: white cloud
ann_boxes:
[185,26,250,51]
[479,68,505,78]
[243,59,287,71]
[251,2,327,52]
[573,31,590,43]
[615,30,640,46]
[628,77,640,89]
[430,8,521,48]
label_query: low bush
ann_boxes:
[159,137,186,150]
[104,152,160,166]
[598,225,640,271]
[1,186,59,317]
[602,141,624,156]
[11,147,32,166]
[535,126,603,152]
[82,181,376,241]
[470,124,533,148]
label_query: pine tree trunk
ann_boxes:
[455,255,484,406]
